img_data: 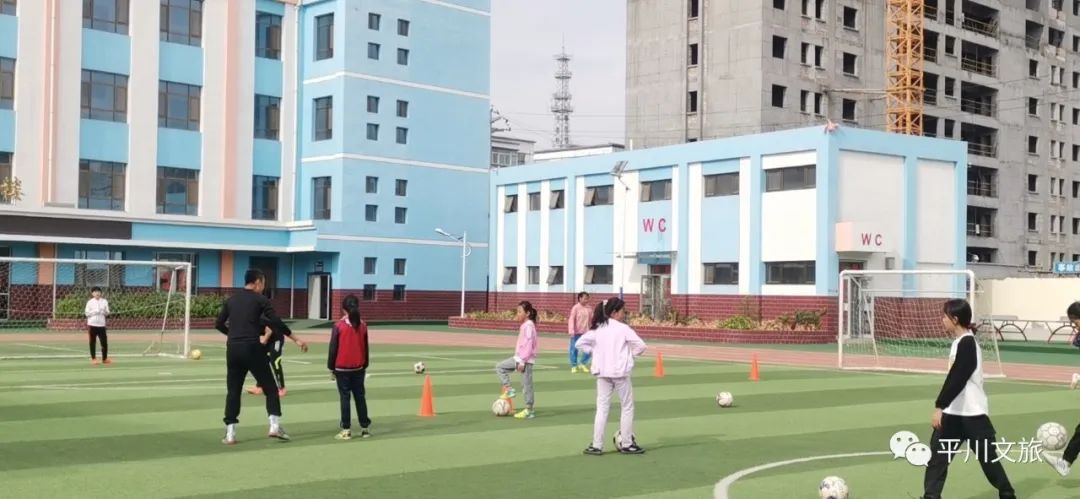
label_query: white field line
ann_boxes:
[713,451,891,499]
[14,343,86,353]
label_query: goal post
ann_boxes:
[0,256,193,360]
[838,269,1004,378]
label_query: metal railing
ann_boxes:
[925,46,939,63]
[967,142,997,157]
[967,223,994,237]
[962,17,999,37]
[924,89,938,105]
[961,57,996,77]
[961,98,995,117]
[967,180,996,197]
[925,4,939,20]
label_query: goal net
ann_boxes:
[838,269,1004,377]
[0,257,192,360]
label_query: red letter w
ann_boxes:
[642,219,655,232]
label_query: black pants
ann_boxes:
[1064,422,1080,463]
[88,326,108,360]
[335,370,371,430]
[224,341,281,425]
[255,340,285,389]
[923,414,1016,499]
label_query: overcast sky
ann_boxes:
[490,1,626,150]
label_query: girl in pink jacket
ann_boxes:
[575,297,647,455]
[496,301,539,419]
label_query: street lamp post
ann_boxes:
[611,161,629,300]
[436,228,471,317]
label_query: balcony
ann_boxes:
[924,89,938,106]
[925,3,938,21]
[961,57,995,77]
[967,222,993,237]
[967,180,996,197]
[961,2,999,38]
[925,46,938,63]
[967,142,996,157]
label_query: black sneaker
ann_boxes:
[583,445,603,456]
[618,444,645,455]
[360,427,372,439]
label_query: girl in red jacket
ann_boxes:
[328,294,371,440]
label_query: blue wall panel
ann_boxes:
[79,120,128,163]
[0,109,13,152]
[156,128,202,169]
[82,29,130,75]
[254,57,283,97]
[0,15,16,58]
[548,211,565,266]
[253,139,282,177]
[636,200,672,254]
[502,214,517,267]
[582,205,613,264]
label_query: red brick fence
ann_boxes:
[448,317,836,344]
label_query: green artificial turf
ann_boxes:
[2,336,1080,498]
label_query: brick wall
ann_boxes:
[449,318,835,344]
[328,290,488,321]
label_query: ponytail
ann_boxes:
[342,294,362,327]
[590,297,626,330]
[519,300,538,324]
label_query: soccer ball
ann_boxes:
[716,391,734,408]
[1037,422,1069,451]
[818,476,849,499]
[413,361,426,374]
[492,398,512,417]
[189,349,202,360]
[613,431,637,449]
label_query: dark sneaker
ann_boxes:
[583,446,603,456]
[360,427,372,439]
[618,444,645,455]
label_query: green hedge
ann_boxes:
[54,292,224,319]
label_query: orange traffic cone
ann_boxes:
[419,375,435,417]
[749,354,760,381]
[654,351,665,378]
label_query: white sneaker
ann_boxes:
[1070,373,1080,390]
[222,424,237,445]
[1043,451,1072,477]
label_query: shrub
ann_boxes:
[55,292,225,319]
[718,315,756,330]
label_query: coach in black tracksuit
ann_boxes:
[215,268,292,444]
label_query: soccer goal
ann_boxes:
[0,257,193,360]
[838,269,1004,378]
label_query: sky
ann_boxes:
[490,1,627,150]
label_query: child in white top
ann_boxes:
[85,287,111,365]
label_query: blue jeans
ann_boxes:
[570,334,592,367]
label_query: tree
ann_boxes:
[0,176,23,204]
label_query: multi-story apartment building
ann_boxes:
[626,0,1080,277]
[0,0,490,320]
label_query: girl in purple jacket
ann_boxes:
[575,297,647,455]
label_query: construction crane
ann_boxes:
[885,0,924,135]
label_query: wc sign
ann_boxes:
[642,217,667,233]
[835,222,892,253]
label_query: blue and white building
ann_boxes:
[488,126,967,315]
[0,0,490,319]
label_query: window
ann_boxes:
[396,100,409,118]
[365,204,378,222]
[156,167,198,215]
[158,81,200,130]
[842,98,856,122]
[527,192,541,211]
[1073,145,1079,162]
[367,96,379,113]
[1028,251,1038,267]
[527,266,540,285]
[842,53,858,76]
[81,70,128,122]
[765,165,815,192]
[396,127,408,144]
[366,123,379,141]
[502,267,518,285]
[251,175,278,220]
[584,265,613,285]
[392,285,406,301]
[249,256,277,299]
[771,85,786,108]
[394,206,407,224]
[83,0,129,34]
[368,12,380,30]
[73,250,125,288]
[0,152,9,203]
[1073,181,1080,199]
[1074,218,1080,234]
[1074,108,1079,125]
[397,19,410,36]
[774,0,785,8]
[1075,35,1080,52]
[772,36,786,59]
[160,0,202,46]
[1030,59,1039,78]
[1028,212,1038,232]
[313,96,332,140]
[397,48,410,66]
[255,12,282,59]
[943,77,955,97]
[78,160,126,210]
[944,119,954,138]
[254,95,280,139]
[1029,98,1039,116]
[1,0,13,15]
[688,0,699,17]
[801,0,811,16]
[585,185,614,206]
[1074,72,1080,88]
[394,258,406,276]
[704,173,738,197]
[1028,136,1039,155]
[1029,174,1038,193]
[703,263,738,285]
[640,180,672,202]
[504,194,518,213]
[364,257,377,274]
[814,0,824,19]
[550,189,565,209]
[945,36,956,55]
[0,57,14,109]
[547,266,564,285]
[1051,215,1060,233]
[1051,140,1064,159]
[842,6,857,29]
[765,261,815,285]
[154,252,196,292]
[368,43,381,60]
[312,176,331,220]
[689,43,700,65]
[687,91,698,113]
[362,285,376,301]
[315,14,334,60]
[395,179,408,196]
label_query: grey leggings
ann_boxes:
[496,357,534,407]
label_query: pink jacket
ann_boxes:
[513,320,538,364]
[574,318,647,378]
[568,303,593,335]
